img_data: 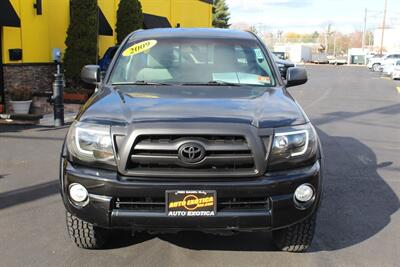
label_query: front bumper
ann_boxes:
[392,70,400,79]
[60,159,322,232]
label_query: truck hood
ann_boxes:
[77,85,307,128]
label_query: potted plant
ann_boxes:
[63,87,89,103]
[9,85,33,114]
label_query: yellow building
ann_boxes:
[0,0,212,112]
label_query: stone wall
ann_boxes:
[3,64,55,94]
[3,64,56,114]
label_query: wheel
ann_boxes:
[372,63,380,72]
[272,214,316,252]
[66,211,109,249]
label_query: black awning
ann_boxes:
[199,0,213,4]
[98,8,113,36]
[0,0,20,27]
[143,13,171,29]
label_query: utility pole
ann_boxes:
[277,30,283,45]
[324,31,328,53]
[324,23,332,54]
[362,8,367,51]
[333,32,337,56]
[380,0,387,55]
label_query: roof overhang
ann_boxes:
[98,8,113,36]
[0,0,20,27]
[199,0,213,4]
[143,13,171,29]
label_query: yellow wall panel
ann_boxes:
[3,0,22,64]
[171,0,212,28]
[2,0,212,63]
[98,0,118,58]
[19,0,50,62]
[141,0,172,21]
[47,0,69,58]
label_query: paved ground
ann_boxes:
[0,65,399,267]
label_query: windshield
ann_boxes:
[109,37,275,86]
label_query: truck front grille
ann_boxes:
[125,135,259,178]
[113,196,270,212]
[114,197,164,212]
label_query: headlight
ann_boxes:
[268,123,318,171]
[66,121,116,167]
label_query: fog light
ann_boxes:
[294,184,314,203]
[69,183,88,203]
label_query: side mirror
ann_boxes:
[81,65,101,84]
[286,67,307,87]
[277,64,289,78]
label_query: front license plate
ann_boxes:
[166,190,216,217]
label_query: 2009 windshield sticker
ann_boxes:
[122,40,157,56]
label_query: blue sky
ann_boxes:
[226,0,400,33]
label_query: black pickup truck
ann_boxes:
[60,28,323,252]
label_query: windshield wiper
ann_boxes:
[112,81,173,86]
[181,80,241,86]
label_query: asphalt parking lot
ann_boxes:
[0,65,399,267]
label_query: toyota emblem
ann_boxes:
[178,142,206,164]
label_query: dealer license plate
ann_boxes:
[166,190,216,217]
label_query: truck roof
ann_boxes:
[129,28,256,41]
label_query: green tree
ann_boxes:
[212,0,230,28]
[116,0,144,44]
[63,0,98,86]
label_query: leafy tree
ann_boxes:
[212,0,230,28]
[116,0,144,44]
[64,0,98,86]
[247,25,259,35]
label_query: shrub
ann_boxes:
[63,0,98,87]
[9,85,32,101]
[116,0,144,44]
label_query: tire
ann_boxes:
[372,63,380,72]
[66,211,109,249]
[272,214,316,252]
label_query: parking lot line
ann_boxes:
[397,86,400,94]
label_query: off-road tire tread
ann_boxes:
[273,214,316,252]
[66,211,107,249]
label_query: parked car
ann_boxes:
[272,53,295,78]
[391,60,400,80]
[98,45,119,72]
[365,53,380,63]
[367,53,400,72]
[311,53,329,64]
[61,28,323,252]
[272,51,286,60]
[381,60,399,76]
[328,56,347,65]
[366,54,382,66]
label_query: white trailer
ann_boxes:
[273,44,312,63]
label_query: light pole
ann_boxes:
[52,49,64,127]
[380,0,388,55]
[362,8,367,51]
